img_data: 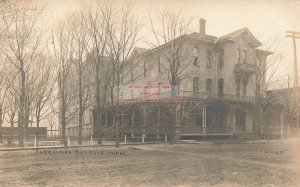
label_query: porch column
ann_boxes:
[156,107,161,140]
[143,106,146,137]
[131,111,135,137]
[174,104,181,140]
[105,112,108,128]
[121,112,124,135]
[202,105,207,133]
[280,108,284,138]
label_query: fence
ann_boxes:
[1,134,170,148]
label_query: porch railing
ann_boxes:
[105,125,233,135]
[139,90,256,103]
[181,126,232,134]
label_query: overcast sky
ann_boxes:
[43,0,300,86]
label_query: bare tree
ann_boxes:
[106,1,141,147]
[67,12,92,145]
[148,9,193,143]
[29,55,56,142]
[84,0,114,144]
[51,22,77,148]
[0,2,43,146]
[0,61,16,143]
[249,41,286,137]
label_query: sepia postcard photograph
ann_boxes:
[0,0,300,186]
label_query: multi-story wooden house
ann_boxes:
[98,18,275,140]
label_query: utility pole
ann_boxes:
[286,31,300,135]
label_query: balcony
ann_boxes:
[172,90,256,103]
[128,90,256,104]
[234,63,257,77]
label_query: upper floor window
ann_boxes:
[218,49,224,68]
[120,72,124,85]
[242,80,247,96]
[236,79,240,96]
[206,49,212,68]
[242,50,247,63]
[218,78,224,95]
[206,79,212,93]
[193,77,199,92]
[131,89,134,98]
[130,68,134,82]
[144,61,147,77]
[237,49,241,64]
[157,56,162,73]
[158,82,162,93]
[193,47,199,66]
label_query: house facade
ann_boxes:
[62,18,285,141]
[100,18,275,140]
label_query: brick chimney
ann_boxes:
[199,18,206,35]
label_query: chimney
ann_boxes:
[199,18,206,35]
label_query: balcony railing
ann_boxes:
[175,90,256,103]
[135,90,256,103]
[234,63,257,75]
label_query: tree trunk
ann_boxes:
[9,113,15,145]
[61,108,67,149]
[78,110,83,145]
[19,68,26,147]
[0,107,3,143]
[24,111,29,140]
[18,112,24,147]
[36,117,40,146]
[78,66,83,145]
[170,85,176,144]
[95,64,102,144]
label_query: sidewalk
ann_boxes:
[0,141,167,151]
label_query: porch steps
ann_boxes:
[236,133,256,141]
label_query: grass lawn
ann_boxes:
[0,140,300,187]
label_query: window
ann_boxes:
[237,49,241,64]
[206,79,212,93]
[121,72,124,85]
[157,56,162,72]
[130,68,134,82]
[193,77,199,92]
[218,78,224,95]
[131,89,134,98]
[206,49,212,68]
[218,49,224,68]
[242,50,247,63]
[236,79,240,96]
[193,47,199,66]
[144,61,147,77]
[255,83,261,95]
[158,82,162,93]
[242,80,247,96]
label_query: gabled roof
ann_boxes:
[129,47,149,59]
[217,27,262,47]
[133,47,149,55]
